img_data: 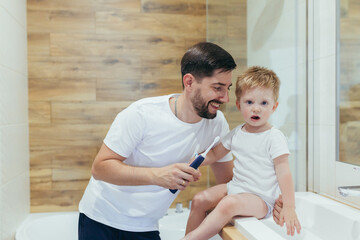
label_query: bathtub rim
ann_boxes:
[232,191,360,240]
[15,211,79,240]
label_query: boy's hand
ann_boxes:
[278,206,301,236]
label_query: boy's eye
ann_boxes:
[246,100,253,104]
[261,101,268,105]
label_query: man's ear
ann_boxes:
[183,73,195,89]
[272,101,279,111]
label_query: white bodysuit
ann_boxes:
[222,124,290,207]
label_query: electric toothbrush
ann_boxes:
[169,136,220,194]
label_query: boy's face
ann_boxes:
[236,86,278,131]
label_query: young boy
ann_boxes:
[183,66,301,240]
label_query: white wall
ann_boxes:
[309,0,337,196]
[247,0,307,191]
[0,1,30,239]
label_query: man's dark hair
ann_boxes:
[180,42,237,88]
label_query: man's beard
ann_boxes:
[190,89,221,119]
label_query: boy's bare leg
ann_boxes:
[184,193,268,240]
[185,184,227,234]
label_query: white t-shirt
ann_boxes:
[222,124,290,207]
[79,94,232,232]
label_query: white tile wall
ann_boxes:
[274,68,298,126]
[313,55,336,126]
[271,64,307,125]
[0,5,28,75]
[246,0,267,32]
[317,124,336,195]
[0,124,29,185]
[0,65,28,125]
[0,1,29,239]
[0,173,30,240]
[313,0,337,60]
[248,1,307,71]
[296,122,307,191]
[247,0,296,32]
[0,187,2,239]
[0,1,27,28]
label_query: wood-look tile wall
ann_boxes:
[27,0,246,212]
[339,0,360,166]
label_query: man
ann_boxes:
[78,42,282,240]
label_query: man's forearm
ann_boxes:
[92,159,156,186]
[91,144,201,189]
[211,161,233,184]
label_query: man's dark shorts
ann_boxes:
[78,213,161,240]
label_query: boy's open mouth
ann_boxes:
[251,116,260,120]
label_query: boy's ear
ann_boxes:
[236,99,241,110]
[272,101,279,111]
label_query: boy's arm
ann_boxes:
[273,154,295,208]
[201,143,230,166]
[274,154,301,235]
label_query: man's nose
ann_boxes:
[219,90,229,103]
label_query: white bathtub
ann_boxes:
[234,192,360,240]
[15,208,221,240]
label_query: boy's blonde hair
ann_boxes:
[235,66,280,101]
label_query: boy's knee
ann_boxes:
[192,191,210,210]
[217,196,241,216]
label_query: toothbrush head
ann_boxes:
[202,136,220,157]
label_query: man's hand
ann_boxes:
[152,163,201,190]
[273,194,283,224]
